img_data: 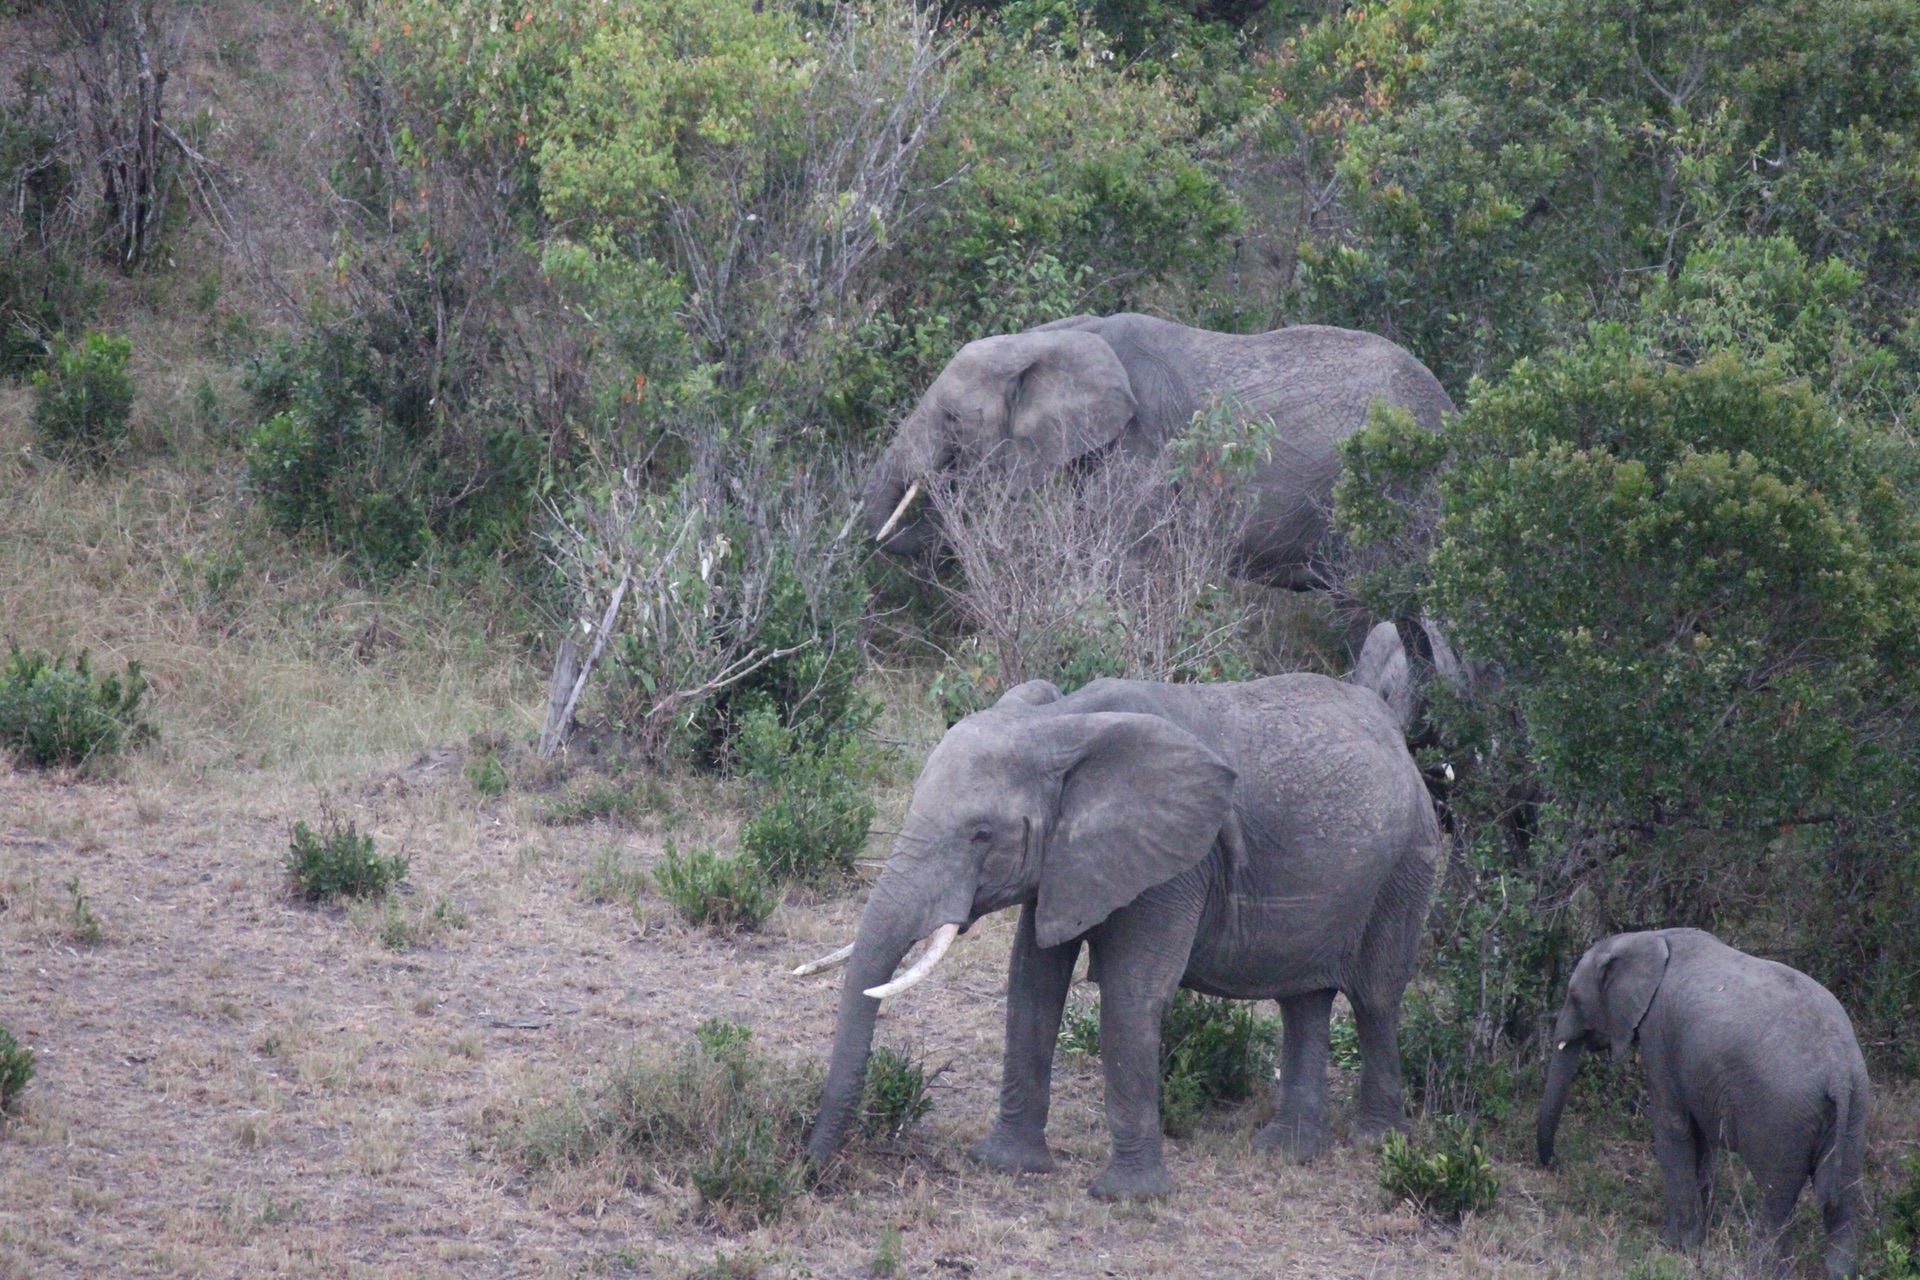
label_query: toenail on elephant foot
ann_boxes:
[968,1129,1055,1175]
[1253,1118,1332,1163]
[1088,1163,1173,1201]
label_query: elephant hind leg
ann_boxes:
[1348,991,1409,1144]
[1254,989,1335,1162]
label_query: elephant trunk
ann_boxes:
[806,864,972,1165]
[1536,1043,1583,1166]
[862,419,943,553]
[805,922,919,1164]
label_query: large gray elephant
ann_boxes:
[860,313,1455,588]
[1537,929,1869,1279]
[797,672,1440,1200]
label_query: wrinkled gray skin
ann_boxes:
[805,674,1440,1200]
[1352,621,1413,731]
[861,313,1456,588]
[1537,929,1869,1279]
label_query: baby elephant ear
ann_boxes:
[996,680,1062,709]
[1032,712,1236,950]
[1599,932,1671,1063]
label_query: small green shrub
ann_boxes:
[513,1019,819,1230]
[1379,1117,1500,1223]
[1158,992,1280,1138]
[860,1046,937,1143]
[1871,1154,1920,1277]
[465,752,507,797]
[285,816,410,902]
[1053,990,1278,1136]
[654,841,777,931]
[0,1022,32,1113]
[543,777,654,826]
[66,877,101,946]
[30,330,134,464]
[736,707,876,886]
[1057,996,1102,1059]
[0,646,156,768]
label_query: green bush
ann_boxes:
[859,1046,937,1144]
[0,646,156,768]
[513,1019,819,1230]
[1379,1117,1499,1223]
[1054,990,1278,1136]
[735,707,877,886]
[285,817,410,902]
[30,331,134,464]
[654,841,777,931]
[0,1022,32,1113]
[1872,1154,1920,1278]
[465,752,507,797]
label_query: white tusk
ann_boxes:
[1556,1041,1567,1051]
[864,922,960,999]
[874,480,923,544]
[791,941,856,978]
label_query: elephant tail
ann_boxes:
[1812,1074,1866,1215]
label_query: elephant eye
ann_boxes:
[970,824,993,845]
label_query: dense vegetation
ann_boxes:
[6,0,1920,1147]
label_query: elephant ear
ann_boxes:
[1598,932,1670,1063]
[1032,711,1235,949]
[1003,331,1136,490]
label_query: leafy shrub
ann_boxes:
[30,330,134,463]
[465,752,507,797]
[1053,990,1278,1136]
[736,707,877,886]
[0,1022,32,1113]
[513,1019,819,1230]
[860,1046,937,1144]
[0,646,155,768]
[285,817,410,902]
[654,841,777,931]
[1379,1117,1499,1223]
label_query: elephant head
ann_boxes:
[1536,931,1671,1165]
[801,681,1235,1165]
[861,330,1137,553]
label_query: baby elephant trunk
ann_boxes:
[1536,1043,1583,1166]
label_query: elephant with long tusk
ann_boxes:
[800,673,1440,1200]
[859,312,1455,589]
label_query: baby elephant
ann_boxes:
[1537,929,1868,1278]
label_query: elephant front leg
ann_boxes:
[969,904,1081,1176]
[1254,989,1335,1161]
[1088,986,1174,1201]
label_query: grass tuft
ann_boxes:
[1379,1117,1500,1223]
[0,645,156,768]
[654,841,776,931]
[0,1023,33,1114]
[511,1019,819,1230]
[286,815,410,902]
[859,1046,938,1144]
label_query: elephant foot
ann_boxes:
[1350,1111,1408,1148]
[1253,1117,1331,1164]
[1088,1161,1173,1202]
[968,1126,1055,1175]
